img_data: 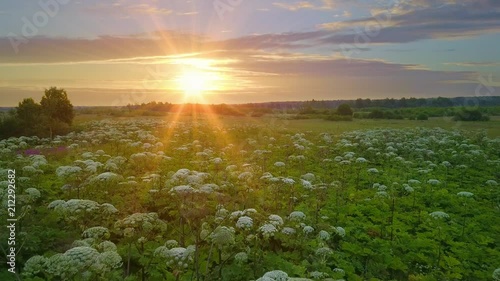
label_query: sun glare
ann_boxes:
[173,59,225,99]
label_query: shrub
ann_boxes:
[368,109,385,119]
[336,104,353,116]
[453,108,489,121]
[416,113,429,120]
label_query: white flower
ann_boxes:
[301,173,315,181]
[429,211,450,220]
[259,223,278,238]
[301,179,313,190]
[56,165,82,179]
[427,179,440,185]
[95,172,121,182]
[274,161,285,167]
[403,184,414,193]
[315,247,333,256]
[408,179,421,185]
[96,251,122,269]
[281,227,296,235]
[441,161,452,168]
[486,180,498,186]
[457,191,474,198]
[318,230,330,241]
[310,271,327,279]
[234,252,248,263]
[171,185,195,194]
[82,227,109,240]
[244,208,257,215]
[45,253,74,277]
[97,241,117,252]
[367,168,379,174]
[303,225,314,234]
[166,240,179,248]
[48,200,65,210]
[268,215,284,226]
[493,268,500,281]
[236,216,253,229]
[25,188,41,199]
[23,256,48,277]
[289,211,306,221]
[334,226,346,237]
[100,203,118,214]
[230,210,244,219]
[22,165,39,175]
[238,172,253,181]
[210,226,235,246]
[333,267,345,275]
[356,157,368,164]
[258,270,288,281]
[64,246,99,270]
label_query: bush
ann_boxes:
[336,104,353,116]
[368,109,385,119]
[416,113,429,120]
[453,108,489,121]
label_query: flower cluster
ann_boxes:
[236,216,253,229]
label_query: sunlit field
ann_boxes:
[1,112,499,281]
[2,1,500,280]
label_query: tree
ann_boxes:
[40,87,74,138]
[17,98,42,135]
[368,109,385,119]
[336,103,353,116]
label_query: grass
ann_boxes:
[74,113,500,138]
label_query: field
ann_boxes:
[1,114,500,281]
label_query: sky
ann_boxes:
[0,0,499,106]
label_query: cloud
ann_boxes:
[0,31,206,64]
[445,62,500,67]
[318,0,500,43]
[273,0,335,11]
[87,3,172,15]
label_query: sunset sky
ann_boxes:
[0,0,499,106]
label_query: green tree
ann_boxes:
[368,109,385,119]
[453,108,489,121]
[17,98,42,135]
[336,103,353,116]
[40,87,74,138]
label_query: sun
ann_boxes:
[175,69,212,97]
[173,59,225,99]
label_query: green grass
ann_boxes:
[277,116,500,137]
[74,113,500,138]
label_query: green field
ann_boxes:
[2,113,499,281]
[74,114,500,137]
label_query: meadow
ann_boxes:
[1,113,500,281]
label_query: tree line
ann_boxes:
[0,87,74,139]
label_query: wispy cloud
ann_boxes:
[319,0,500,43]
[87,3,172,15]
[273,0,335,11]
[445,61,500,67]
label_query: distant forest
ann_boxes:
[251,96,500,110]
[1,96,499,113]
